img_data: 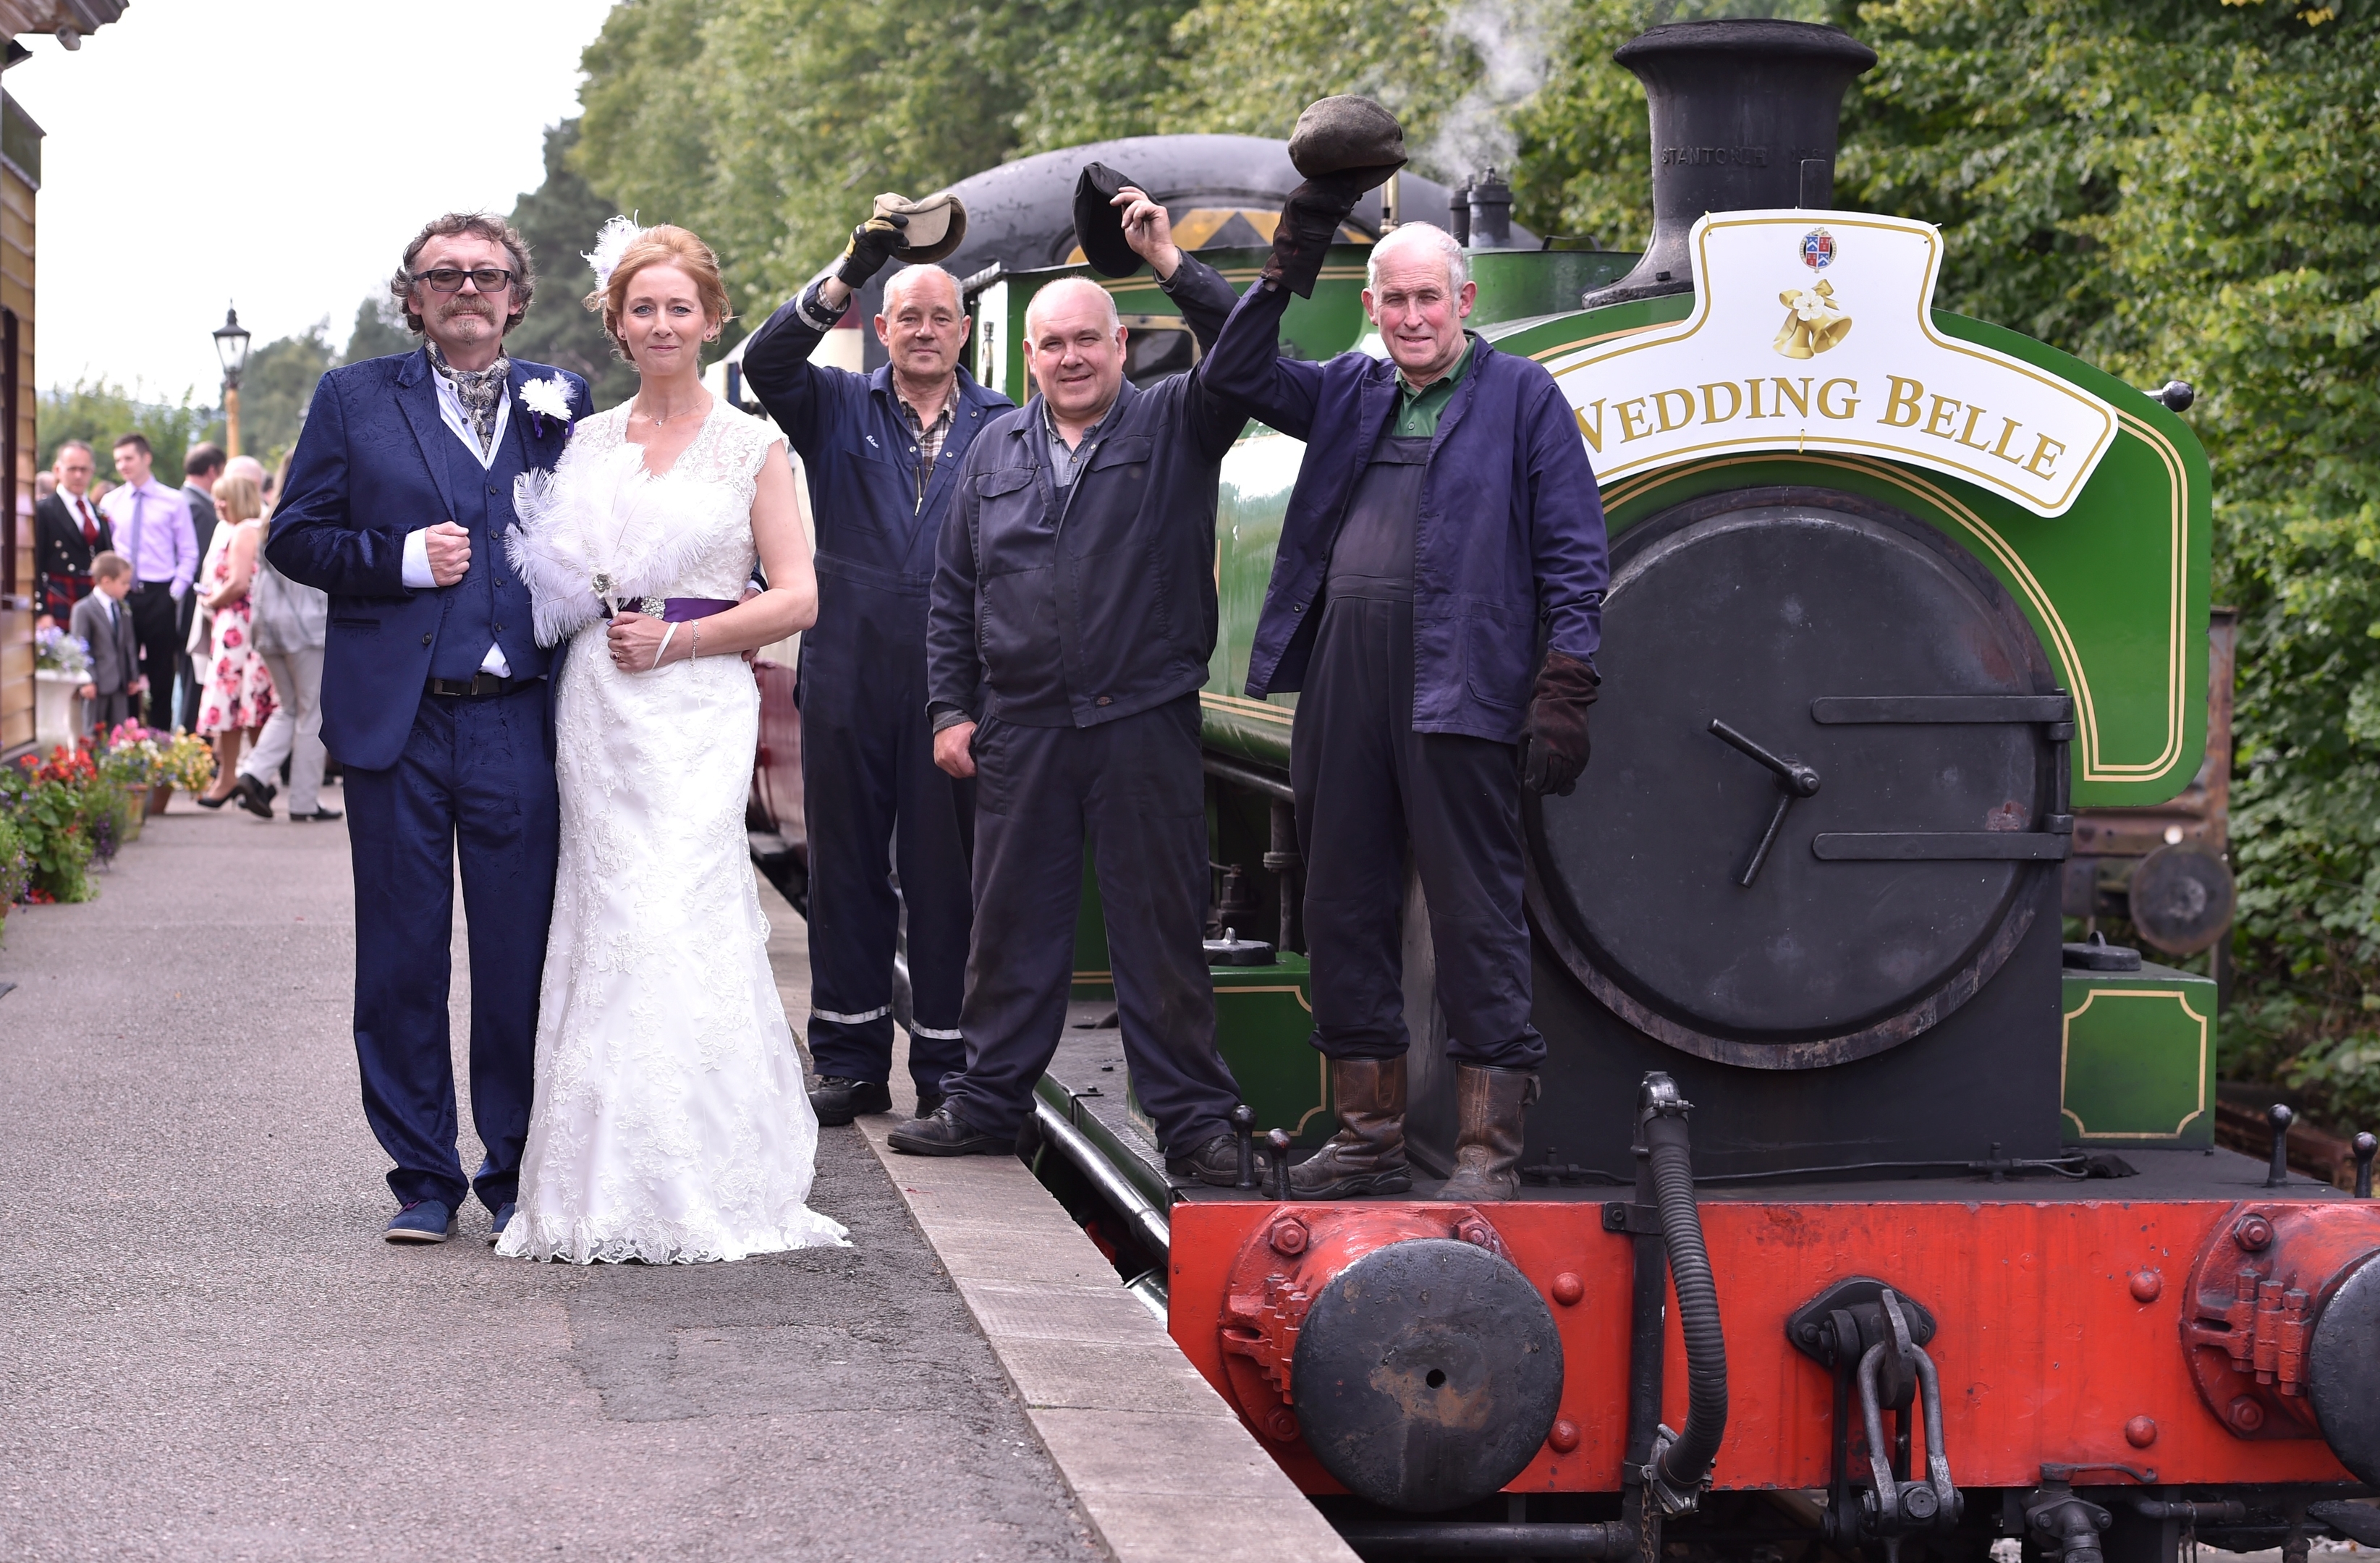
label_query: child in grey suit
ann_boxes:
[70,552,146,731]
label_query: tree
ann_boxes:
[504,121,642,407]
[343,296,411,365]
[37,378,219,486]
[234,322,337,473]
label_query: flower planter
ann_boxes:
[147,784,172,816]
[32,670,82,747]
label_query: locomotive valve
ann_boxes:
[1708,719,1821,887]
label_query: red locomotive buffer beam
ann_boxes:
[1170,1195,2380,1498]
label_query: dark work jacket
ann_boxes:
[739,281,1013,714]
[927,254,1243,729]
[266,348,592,770]
[1203,277,1609,745]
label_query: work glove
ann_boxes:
[834,211,910,289]
[1261,173,1376,298]
[1520,649,1600,797]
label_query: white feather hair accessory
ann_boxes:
[585,214,646,292]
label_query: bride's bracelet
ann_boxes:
[691,624,700,662]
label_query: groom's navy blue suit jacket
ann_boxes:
[268,347,594,769]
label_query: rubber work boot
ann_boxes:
[1432,1065,1541,1203]
[1289,1056,1413,1198]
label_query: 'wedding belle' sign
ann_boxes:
[1543,210,2117,517]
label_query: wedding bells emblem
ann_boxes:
[1775,277,1852,360]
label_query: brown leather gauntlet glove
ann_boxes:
[1262,174,1373,297]
[1520,648,1601,797]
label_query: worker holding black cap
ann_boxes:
[740,192,1004,1130]
[1203,98,1610,1203]
[889,182,1263,1187]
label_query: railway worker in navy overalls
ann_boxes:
[892,190,1261,1187]
[1205,116,1609,1202]
[741,208,1011,1127]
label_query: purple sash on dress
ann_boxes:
[609,596,738,622]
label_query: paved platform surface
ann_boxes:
[825,1012,1358,1563]
[0,795,1098,1562]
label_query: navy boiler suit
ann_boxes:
[740,278,1014,1099]
[924,256,1248,1156]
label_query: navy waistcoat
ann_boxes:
[428,422,548,683]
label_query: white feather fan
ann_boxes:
[509,443,720,646]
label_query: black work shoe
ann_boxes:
[915,1090,948,1119]
[1168,1132,1269,1189]
[232,772,275,820]
[887,1105,1008,1157]
[809,1076,893,1126]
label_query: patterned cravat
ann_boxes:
[428,342,511,455]
[76,496,96,544]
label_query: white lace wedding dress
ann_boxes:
[495,399,847,1263]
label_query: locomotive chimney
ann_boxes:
[1584,18,1876,310]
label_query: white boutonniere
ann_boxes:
[519,374,574,437]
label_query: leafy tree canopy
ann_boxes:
[37,378,219,488]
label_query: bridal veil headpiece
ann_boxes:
[585,214,646,290]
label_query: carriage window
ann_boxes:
[1123,323,1196,387]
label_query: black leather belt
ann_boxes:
[426,672,538,698]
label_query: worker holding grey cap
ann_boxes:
[740,192,1005,1131]
[1203,98,1610,1203]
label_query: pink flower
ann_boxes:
[220,627,242,648]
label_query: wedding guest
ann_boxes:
[34,439,112,623]
[34,470,53,501]
[191,473,276,808]
[69,552,145,730]
[177,444,228,732]
[234,455,334,822]
[97,433,197,729]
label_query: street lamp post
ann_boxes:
[213,305,252,458]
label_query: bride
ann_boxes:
[496,219,847,1263]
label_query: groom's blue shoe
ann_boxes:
[385,1200,455,1244]
[487,1201,517,1248]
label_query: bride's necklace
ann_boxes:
[635,394,704,426]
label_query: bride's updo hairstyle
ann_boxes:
[587,224,733,360]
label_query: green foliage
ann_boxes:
[235,322,337,473]
[36,377,221,484]
[0,809,27,918]
[506,122,643,406]
[1,750,96,905]
[343,297,412,365]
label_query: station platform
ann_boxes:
[0,797,1343,1561]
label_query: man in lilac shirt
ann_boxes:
[98,432,198,729]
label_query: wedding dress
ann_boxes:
[494,399,847,1263]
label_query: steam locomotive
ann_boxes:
[745,17,2380,1561]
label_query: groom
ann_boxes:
[270,213,595,1245]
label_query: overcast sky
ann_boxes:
[9,0,617,402]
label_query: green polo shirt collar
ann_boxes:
[1391,334,1476,439]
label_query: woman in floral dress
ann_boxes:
[193,473,276,806]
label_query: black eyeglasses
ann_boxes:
[412,266,517,295]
